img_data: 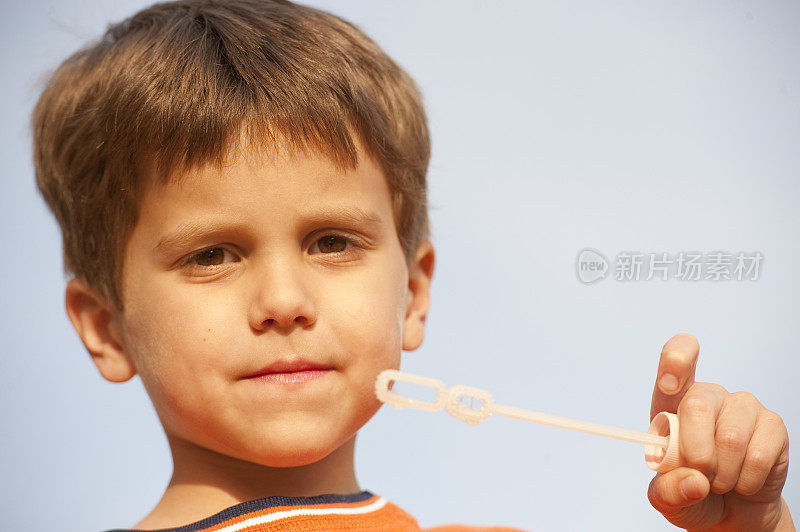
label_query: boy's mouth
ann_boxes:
[241,359,334,384]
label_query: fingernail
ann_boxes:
[679,475,702,500]
[659,373,680,394]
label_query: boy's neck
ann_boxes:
[133,435,360,530]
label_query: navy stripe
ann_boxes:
[102,491,375,532]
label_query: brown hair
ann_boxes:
[33,0,430,310]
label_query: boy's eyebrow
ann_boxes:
[153,207,384,254]
[154,221,247,255]
[306,206,384,228]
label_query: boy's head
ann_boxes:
[33,0,434,468]
[33,0,430,312]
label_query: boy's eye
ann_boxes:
[187,247,239,267]
[310,235,352,254]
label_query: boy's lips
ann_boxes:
[241,359,334,380]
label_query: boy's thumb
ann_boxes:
[647,469,723,530]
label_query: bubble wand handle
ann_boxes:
[490,404,668,447]
[375,369,682,473]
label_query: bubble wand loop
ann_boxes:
[375,370,682,473]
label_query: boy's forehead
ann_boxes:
[137,139,392,226]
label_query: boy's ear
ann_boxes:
[65,278,136,383]
[402,239,435,351]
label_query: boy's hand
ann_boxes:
[647,334,794,531]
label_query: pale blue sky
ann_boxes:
[2,1,798,530]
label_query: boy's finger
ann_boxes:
[650,333,699,420]
[734,411,790,497]
[677,384,726,482]
[709,392,759,494]
[647,468,722,530]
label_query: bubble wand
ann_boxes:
[375,369,681,473]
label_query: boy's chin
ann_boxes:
[241,435,354,468]
[168,424,356,469]
[257,449,336,468]
[167,404,372,469]
[228,427,359,468]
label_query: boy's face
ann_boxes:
[100,142,431,467]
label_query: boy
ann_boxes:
[32,1,794,530]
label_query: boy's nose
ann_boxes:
[248,260,316,332]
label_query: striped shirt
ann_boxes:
[103,491,525,531]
